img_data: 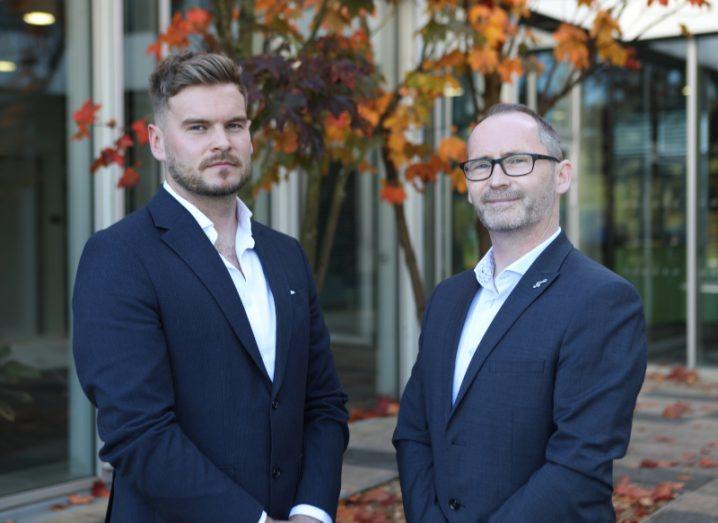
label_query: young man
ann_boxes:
[73,52,348,523]
[394,104,647,522]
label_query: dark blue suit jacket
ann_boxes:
[393,233,647,522]
[73,188,348,522]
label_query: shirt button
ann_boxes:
[272,466,281,479]
[272,398,279,409]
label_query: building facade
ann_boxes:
[0,0,717,512]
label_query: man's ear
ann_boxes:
[148,123,166,162]
[555,159,573,195]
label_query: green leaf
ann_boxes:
[0,360,41,381]
[0,400,15,422]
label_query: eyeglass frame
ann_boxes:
[460,152,561,181]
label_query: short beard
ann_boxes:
[476,181,555,232]
[167,153,250,198]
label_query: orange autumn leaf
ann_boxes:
[325,111,351,144]
[280,128,299,154]
[406,160,441,184]
[185,7,212,32]
[468,47,499,73]
[450,167,467,194]
[498,57,523,82]
[118,167,140,188]
[437,136,466,163]
[357,160,377,174]
[553,23,590,69]
[380,183,406,204]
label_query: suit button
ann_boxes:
[272,466,281,479]
[272,398,279,409]
[449,498,460,511]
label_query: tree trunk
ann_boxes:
[381,146,427,322]
[316,167,350,294]
[237,0,255,59]
[300,164,322,271]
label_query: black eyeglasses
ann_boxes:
[460,153,561,181]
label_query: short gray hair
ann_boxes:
[149,51,248,121]
[478,103,564,160]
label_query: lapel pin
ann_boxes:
[290,289,296,295]
[532,278,548,289]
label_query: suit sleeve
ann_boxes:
[393,295,447,522]
[72,230,264,522]
[291,240,350,518]
[489,279,647,522]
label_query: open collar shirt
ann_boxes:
[452,227,562,403]
[163,182,331,523]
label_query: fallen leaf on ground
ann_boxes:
[639,459,678,468]
[662,401,692,419]
[699,456,718,468]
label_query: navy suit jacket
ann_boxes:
[393,232,647,522]
[73,188,348,522]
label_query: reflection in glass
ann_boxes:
[578,41,687,363]
[0,0,94,496]
[698,36,718,367]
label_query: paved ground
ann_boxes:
[3,370,718,522]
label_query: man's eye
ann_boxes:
[474,162,492,170]
[188,125,206,131]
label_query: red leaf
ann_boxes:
[699,456,718,468]
[639,459,677,468]
[118,167,141,188]
[662,401,692,419]
[115,134,134,150]
[655,435,676,443]
[72,99,101,140]
[91,479,110,498]
[652,482,683,501]
[131,119,150,145]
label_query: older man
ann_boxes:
[73,52,347,523]
[394,103,647,522]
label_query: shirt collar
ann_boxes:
[163,181,254,252]
[474,227,562,289]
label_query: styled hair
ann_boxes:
[478,103,564,160]
[149,51,248,121]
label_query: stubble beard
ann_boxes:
[167,153,251,198]
[475,180,556,233]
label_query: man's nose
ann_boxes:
[210,127,231,150]
[488,162,511,188]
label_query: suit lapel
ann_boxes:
[447,233,574,423]
[440,272,480,426]
[148,189,272,388]
[252,224,293,396]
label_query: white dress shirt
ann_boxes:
[452,227,562,403]
[164,182,332,523]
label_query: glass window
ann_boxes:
[698,35,718,367]
[124,0,161,212]
[0,0,94,497]
[578,40,688,363]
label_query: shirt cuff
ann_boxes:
[289,504,333,523]
[258,511,268,523]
